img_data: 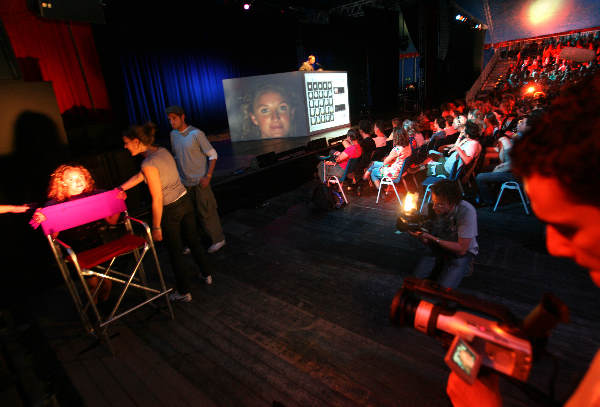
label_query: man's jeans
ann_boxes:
[414,252,475,289]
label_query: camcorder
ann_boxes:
[390,277,568,385]
[396,207,428,233]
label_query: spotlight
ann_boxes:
[456,14,462,20]
[243,2,250,10]
[527,86,535,93]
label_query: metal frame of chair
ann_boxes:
[375,154,417,205]
[327,157,359,204]
[493,180,530,215]
[39,189,174,353]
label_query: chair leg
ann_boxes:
[338,182,348,204]
[493,186,506,212]
[329,176,347,204]
[391,184,402,205]
[419,186,431,213]
[376,182,383,204]
[109,245,149,321]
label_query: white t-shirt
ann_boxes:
[444,138,481,175]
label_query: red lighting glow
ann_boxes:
[243,3,250,10]
[527,86,535,93]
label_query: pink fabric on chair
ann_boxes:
[33,189,126,235]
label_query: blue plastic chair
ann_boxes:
[493,181,530,215]
[419,157,463,213]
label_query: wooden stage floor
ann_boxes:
[32,181,600,407]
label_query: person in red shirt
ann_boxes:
[317,129,362,181]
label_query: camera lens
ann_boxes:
[390,289,421,327]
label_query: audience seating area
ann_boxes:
[331,32,599,211]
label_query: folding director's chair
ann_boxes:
[38,189,174,352]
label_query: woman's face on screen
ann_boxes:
[250,91,292,138]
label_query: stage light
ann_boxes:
[527,86,535,93]
[243,3,251,10]
[528,0,562,25]
[456,14,462,20]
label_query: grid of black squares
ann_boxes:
[307,81,334,125]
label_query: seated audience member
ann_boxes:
[353,120,376,172]
[363,128,411,189]
[430,117,448,147]
[428,121,482,178]
[467,109,485,135]
[447,71,600,407]
[409,180,478,289]
[441,103,456,118]
[349,118,373,148]
[452,115,468,144]
[443,116,459,145]
[475,133,518,206]
[388,117,402,141]
[482,112,500,148]
[373,120,388,148]
[416,112,433,140]
[403,119,425,149]
[318,129,362,181]
[500,112,518,135]
[32,164,124,303]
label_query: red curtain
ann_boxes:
[0,0,110,112]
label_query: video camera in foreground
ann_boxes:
[390,277,568,384]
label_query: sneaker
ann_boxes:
[168,291,192,302]
[201,274,213,285]
[182,247,191,255]
[207,239,226,253]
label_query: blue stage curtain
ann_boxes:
[121,52,240,132]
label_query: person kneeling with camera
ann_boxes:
[409,180,478,290]
[447,71,600,407]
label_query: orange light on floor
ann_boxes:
[403,192,418,214]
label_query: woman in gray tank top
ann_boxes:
[119,123,212,302]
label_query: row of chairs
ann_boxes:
[321,138,530,215]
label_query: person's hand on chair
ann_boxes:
[31,209,46,224]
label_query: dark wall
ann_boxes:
[299,10,400,121]
[401,0,485,108]
[93,1,300,133]
[436,21,485,104]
